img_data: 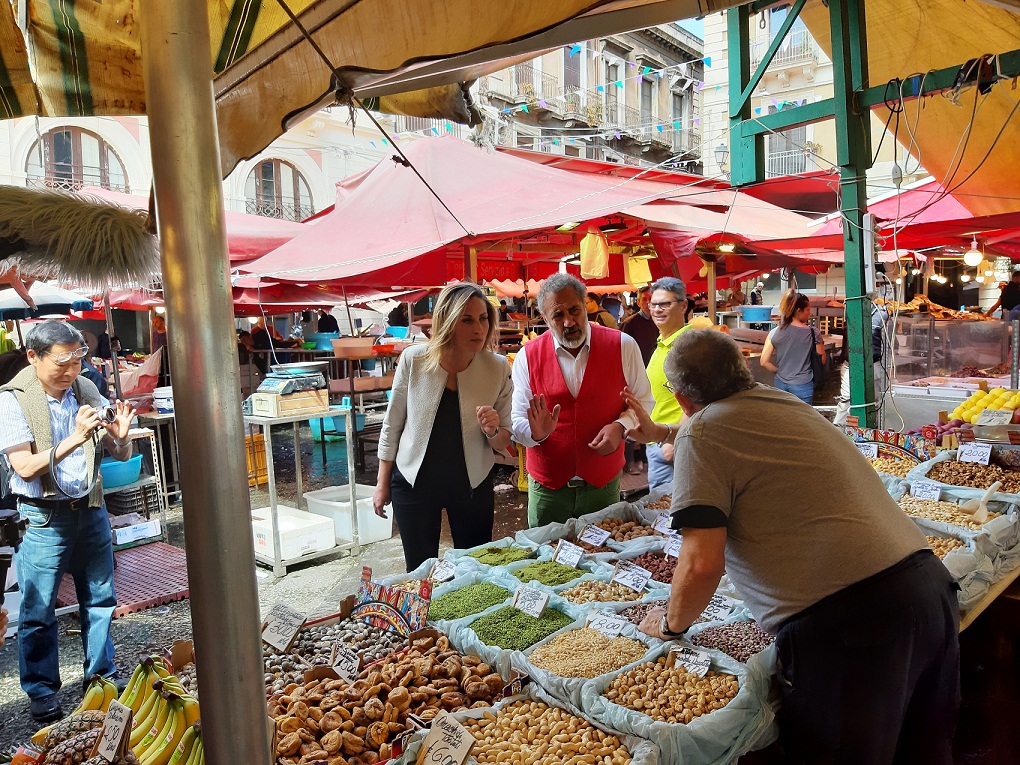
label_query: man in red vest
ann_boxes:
[510,274,654,526]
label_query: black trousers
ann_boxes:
[390,465,494,572]
[775,549,960,765]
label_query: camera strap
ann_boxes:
[48,431,104,501]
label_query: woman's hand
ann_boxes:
[620,387,663,444]
[476,406,500,437]
[372,481,390,519]
[527,394,560,442]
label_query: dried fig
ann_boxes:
[320,729,342,754]
[277,732,302,756]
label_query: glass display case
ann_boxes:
[893,315,1007,382]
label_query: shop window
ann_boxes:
[26,127,128,192]
[245,159,314,221]
[640,79,654,122]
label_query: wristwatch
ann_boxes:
[659,614,688,639]
[484,427,500,439]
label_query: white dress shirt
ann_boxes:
[510,326,654,447]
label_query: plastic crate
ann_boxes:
[106,480,160,516]
[304,484,393,544]
[246,433,268,487]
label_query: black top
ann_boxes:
[418,388,468,490]
[1002,281,1020,312]
[621,312,659,366]
[317,313,340,333]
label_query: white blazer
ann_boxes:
[378,344,513,488]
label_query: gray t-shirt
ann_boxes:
[766,324,821,385]
[671,384,927,633]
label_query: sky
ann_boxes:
[677,18,704,39]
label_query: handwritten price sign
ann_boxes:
[331,642,362,684]
[698,594,737,623]
[664,534,683,559]
[958,443,992,465]
[586,610,627,638]
[612,561,652,592]
[652,512,674,535]
[670,646,712,677]
[855,442,879,459]
[554,540,584,567]
[579,524,612,546]
[512,586,549,618]
[431,559,456,582]
[261,603,307,653]
[415,712,474,765]
[911,480,942,501]
[96,700,132,761]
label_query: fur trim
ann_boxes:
[0,185,159,289]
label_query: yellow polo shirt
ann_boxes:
[648,325,691,423]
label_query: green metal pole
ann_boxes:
[726,5,762,186]
[829,0,876,426]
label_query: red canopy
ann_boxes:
[79,187,306,263]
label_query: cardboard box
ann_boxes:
[250,389,329,417]
[111,518,162,545]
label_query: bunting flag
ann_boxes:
[539,100,548,108]
[521,104,529,113]
[703,56,712,66]
[656,124,663,133]
[615,80,623,89]
[596,85,605,93]
[754,107,761,115]
[614,131,622,139]
[673,120,680,129]
[570,43,582,56]
[641,66,651,75]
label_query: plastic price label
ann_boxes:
[664,534,683,559]
[512,586,549,618]
[958,443,992,465]
[612,561,652,592]
[856,442,879,459]
[331,642,362,684]
[586,610,627,638]
[652,512,674,534]
[415,712,475,765]
[579,524,612,546]
[698,594,737,623]
[431,559,456,582]
[669,646,712,678]
[976,409,1014,426]
[553,540,584,568]
[911,480,942,501]
[262,603,307,653]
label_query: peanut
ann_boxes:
[926,535,965,559]
[559,580,644,604]
[528,627,647,678]
[898,496,1000,529]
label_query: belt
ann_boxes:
[565,478,589,489]
[19,495,93,512]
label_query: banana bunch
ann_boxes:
[31,675,118,747]
[167,721,203,765]
[116,657,201,765]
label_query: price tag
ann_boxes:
[431,559,457,582]
[958,442,992,465]
[331,642,362,684]
[976,408,1014,426]
[698,594,737,623]
[553,540,584,568]
[612,561,652,592]
[669,646,712,677]
[512,586,549,618]
[95,700,132,761]
[856,442,879,459]
[586,610,627,638]
[652,512,674,535]
[664,534,683,559]
[911,480,942,501]
[261,603,306,653]
[579,524,612,546]
[415,712,475,765]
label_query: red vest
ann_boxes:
[526,324,627,489]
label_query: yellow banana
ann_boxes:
[100,676,118,711]
[166,722,198,765]
[132,691,171,751]
[177,694,201,728]
[119,662,148,709]
[75,676,106,712]
[139,697,186,765]
[31,721,57,748]
[182,734,203,765]
[131,677,162,731]
[148,657,172,680]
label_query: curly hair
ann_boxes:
[663,329,754,408]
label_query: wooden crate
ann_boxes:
[250,389,329,417]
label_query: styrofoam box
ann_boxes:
[111,519,162,545]
[251,504,336,561]
[304,484,394,545]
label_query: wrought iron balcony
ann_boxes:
[766,148,810,178]
[750,28,818,70]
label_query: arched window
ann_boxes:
[245,159,314,221]
[26,127,128,191]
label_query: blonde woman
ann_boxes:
[374,282,513,571]
[760,289,825,405]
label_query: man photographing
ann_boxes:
[0,320,136,723]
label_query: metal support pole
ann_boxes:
[1012,320,1019,391]
[829,0,876,427]
[103,294,123,400]
[138,3,272,764]
[707,261,717,324]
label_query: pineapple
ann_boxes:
[43,729,102,765]
[42,712,107,753]
[84,754,137,765]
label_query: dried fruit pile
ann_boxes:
[605,657,739,724]
[927,460,1020,494]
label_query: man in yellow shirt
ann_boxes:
[645,277,690,489]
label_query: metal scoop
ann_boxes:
[958,480,1000,525]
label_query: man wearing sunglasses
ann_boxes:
[0,320,136,723]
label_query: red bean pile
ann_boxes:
[620,602,664,625]
[691,620,775,663]
[628,551,676,583]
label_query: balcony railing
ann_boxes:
[512,63,560,105]
[245,200,313,222]
[394,115,466,138]
[750,27,818,70]
[26,170,129,193]
[766,149,809,178]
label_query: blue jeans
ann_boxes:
[646,443,674,491]
[16,501,117,700]
[775,378,815,405]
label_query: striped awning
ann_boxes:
[0,0,739,176]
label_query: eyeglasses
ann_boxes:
[44,347,89,365]
[650,300,678,310]
[663,381,674,393]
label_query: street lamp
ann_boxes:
[714,143,729,172]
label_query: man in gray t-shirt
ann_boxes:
[624,329,960,765]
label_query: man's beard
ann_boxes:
[556,326,586,349]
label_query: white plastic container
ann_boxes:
[251,504,336,561]
[153,386,174,413]
[304,484,394,545]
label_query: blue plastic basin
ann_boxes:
[310,414,367,442]
[304,332,341,351]
[101,454,143,488]
[738,305,775,322]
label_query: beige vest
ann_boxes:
[0,366,105,506]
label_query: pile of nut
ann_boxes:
[619,602,666,626]
[870,457,914,477]
[462,700,633,765]
[178,661,198,697]
[928,460,1020,494]
[467,546,534,566]
[926,535,966,559]
[528,627,648,678]
[559,580,645,604]
[898,496,1000,529]
[628,551,677,584]
[264,618,407,695]
[596,518,657,542]
[469,606,574,651]
[269,633,506,765]
[691,621,775,663]
[645,495,672,511]
[568,537,615,554]
[427,582,511,621]
[605,656,739,724]
[513,560,585,587]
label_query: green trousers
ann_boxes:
[527,474,622,528]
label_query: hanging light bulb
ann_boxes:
[963,237,983,267]
[938,275,948,284]
[895,277,902,284]
[911,267,921,276]
[961,273,971,282]
[976,274,986,283]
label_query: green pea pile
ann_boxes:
[467,546,534,566]
[513,560,583,587]
[427,582,512,621]
[469,606,574,651]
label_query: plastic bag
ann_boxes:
[569,501,664,554]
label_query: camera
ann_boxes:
[98,405,118,425]
[0,508,27,608]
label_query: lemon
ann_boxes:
[990,387,1006,396]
